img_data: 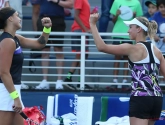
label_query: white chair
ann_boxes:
[46,96,55,125]
[46,95,94,125]
[77,97,94,125]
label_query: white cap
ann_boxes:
[124,18,148,31]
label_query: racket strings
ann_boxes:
[26,118,40,125]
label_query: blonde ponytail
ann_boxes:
[136,17,158,41]
[147,20,158,40]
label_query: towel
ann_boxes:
[95,116,130,125]
[54,94,78,117]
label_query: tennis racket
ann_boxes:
[20,112,40,125]
[13,106,40,125]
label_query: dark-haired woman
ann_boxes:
[0,7,52,125]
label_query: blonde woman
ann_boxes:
[90,14,163,125]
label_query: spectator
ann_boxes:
[110,0,143,90]
[152,0,165,84]
[64,0,92,90]
[0,0,9,8]
[144,0,157,20]
[30,0,40,31]
[99,0,114,41]
[35,0,73,90]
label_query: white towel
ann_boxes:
[95,116,130,125]
[46,96,55,125]
[77,97,94,125]
[62,113,78,125]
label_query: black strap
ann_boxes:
[128,59,134,68]
[140,42,155,63]
[28,48,41,73]
[29,60,37,73]
[128,42,156,67]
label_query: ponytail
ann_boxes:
[147,20,158,40]
[136,17,158,42]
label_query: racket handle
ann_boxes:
[12,106,28,120]
[20,111,40,125]
[20,112,28,120]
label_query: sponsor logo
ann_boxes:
[69,95,78,116]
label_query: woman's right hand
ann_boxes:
[13,98,22,113]
[41,17,52,28]
[89,13,99,25]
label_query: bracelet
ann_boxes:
[43,27,51,34]
[10,91,19,100]
[56,0,60,4]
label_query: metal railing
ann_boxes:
[16,31,165,90]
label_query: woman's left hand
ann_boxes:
[41,17,52,28]
[89,13,99,25]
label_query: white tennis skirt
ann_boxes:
[0,83,24,111]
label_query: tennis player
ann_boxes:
[90,13,164,125]
[0,7,52,125]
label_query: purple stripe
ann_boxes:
[14,47,22,54]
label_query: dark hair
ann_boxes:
[136,17,158,40]
[157,0,165,8]
[0,7,16,29]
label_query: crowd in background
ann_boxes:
[1,0,165,91]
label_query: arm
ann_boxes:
[112,9,121,24]
[0,38,17,94]
[90,22,132,55]
[112,13,120,24]
[5,1,10,7]
[16,17,52,49]
[74,9,90,32]
[48,0,73,9]
[16,33,49,49]
[58,0,73,9]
